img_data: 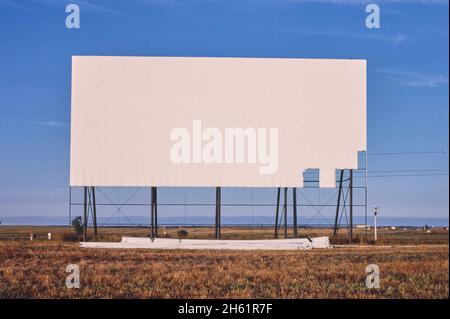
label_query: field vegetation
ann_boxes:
[0,226,448,298]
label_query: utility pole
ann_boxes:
[373,206,379,242]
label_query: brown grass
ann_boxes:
[1,225,448,244]
[0,226,448,299]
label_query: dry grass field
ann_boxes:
[0,225,448,244]
[0,226,448,299]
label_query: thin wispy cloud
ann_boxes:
[2,0,447,15]
[0,0,31,10]
[140,0,448,4]
[2,0,126,16]
[374,68,449,87]
[267,27,409,44]
[1,118,69,128]
[279,0,448,5]
[304,29,408,44]
[70,0,125,16]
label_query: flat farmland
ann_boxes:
[0,226,448,298]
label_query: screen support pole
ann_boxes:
[91,187,98,238]
[82,186,98,242]
[215,187,221,239]
[83,186,87,242]
[349,169,353,243]
[293,188,298,238]
[333,170,344,236]
[151,187,158,239]
[274,187,281,238]
[283,187,288,239]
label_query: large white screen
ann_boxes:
[70,56,366,187]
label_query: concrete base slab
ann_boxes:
[80,236,330,250]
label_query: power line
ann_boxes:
[366,173,448,178]
[358,169,446,174]
[303,169,447,176]
[368,151,447,156]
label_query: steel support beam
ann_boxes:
[274,187,280,238]
[283,187,288,239]
[215,187,221,239]
[154,187,158,237]
[293,188,298,238]
[82,186,98,242]
[83,186,87,242]
[349,169,353,243]
[151,187,157,239]
[333,170,344,236]
[91,187,98,238]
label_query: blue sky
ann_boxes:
[0,0,448,224]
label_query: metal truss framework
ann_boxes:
[82,186,98,242]
[69,163,367,244]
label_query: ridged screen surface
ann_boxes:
[70,56,366,187]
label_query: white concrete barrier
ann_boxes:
[80,237,331,251]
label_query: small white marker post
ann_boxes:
[373,206,379,242]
